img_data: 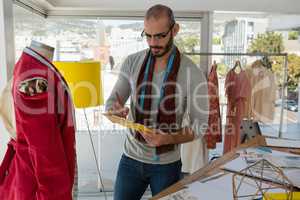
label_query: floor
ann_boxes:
[77,191,151,200]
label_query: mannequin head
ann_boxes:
[0,41,55,140]
[30,40,55,61]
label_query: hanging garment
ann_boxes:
[0,47,76,200]
[204,64,222,149]
[181,112,209,174]
[181,137,209,173]
[245,60,276,122]
[223,69,251,154]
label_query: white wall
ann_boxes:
[298,82,300,124]
[0,0,15,161]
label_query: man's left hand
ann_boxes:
[140,129,172,147]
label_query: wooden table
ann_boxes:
[151,135,268,200]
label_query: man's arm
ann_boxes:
[105,57,132,116]
[187,65,209,140]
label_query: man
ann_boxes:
[106,4,208,200]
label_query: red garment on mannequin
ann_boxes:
[0,47,76,200]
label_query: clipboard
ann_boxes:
[102,113,153,134]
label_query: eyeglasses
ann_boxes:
[141,23,175,41]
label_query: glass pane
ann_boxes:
[176,20,201,65]
[211,12,300,158]
[13,5,202,197]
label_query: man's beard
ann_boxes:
[150,36,174,58]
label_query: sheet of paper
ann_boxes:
[267,155,300,168]
[284,169,300,188]
[102,113,153,133]
[266,137,300,148]
[237,148,300,168]
[188,175,233,199]
[159,188,199,200]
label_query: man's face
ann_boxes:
[143,17,175,57]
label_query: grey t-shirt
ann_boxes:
[105,49,208,164]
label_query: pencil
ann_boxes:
[116,92,122,105]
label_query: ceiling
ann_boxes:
[17,0,300,17]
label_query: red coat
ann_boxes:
[0,47,76,200]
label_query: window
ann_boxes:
[213,12,300,155]
[13,4,202,194]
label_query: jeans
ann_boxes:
[113,154,182,200]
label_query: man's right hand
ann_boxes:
[111,101,129,118]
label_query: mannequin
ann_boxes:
[0,41,77,200]
[0,41,54,138]
[29,40,54,61]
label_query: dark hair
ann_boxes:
[145,4,175,27]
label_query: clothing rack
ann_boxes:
[183,52,288,139]
[184,52,288,57]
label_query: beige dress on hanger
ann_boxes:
[245,61,277,123]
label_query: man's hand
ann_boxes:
[139,129,172,147]
[140,127,195,147]
[109,92,129,118]
[111,101,129,118]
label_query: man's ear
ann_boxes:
[173,23,180,36]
